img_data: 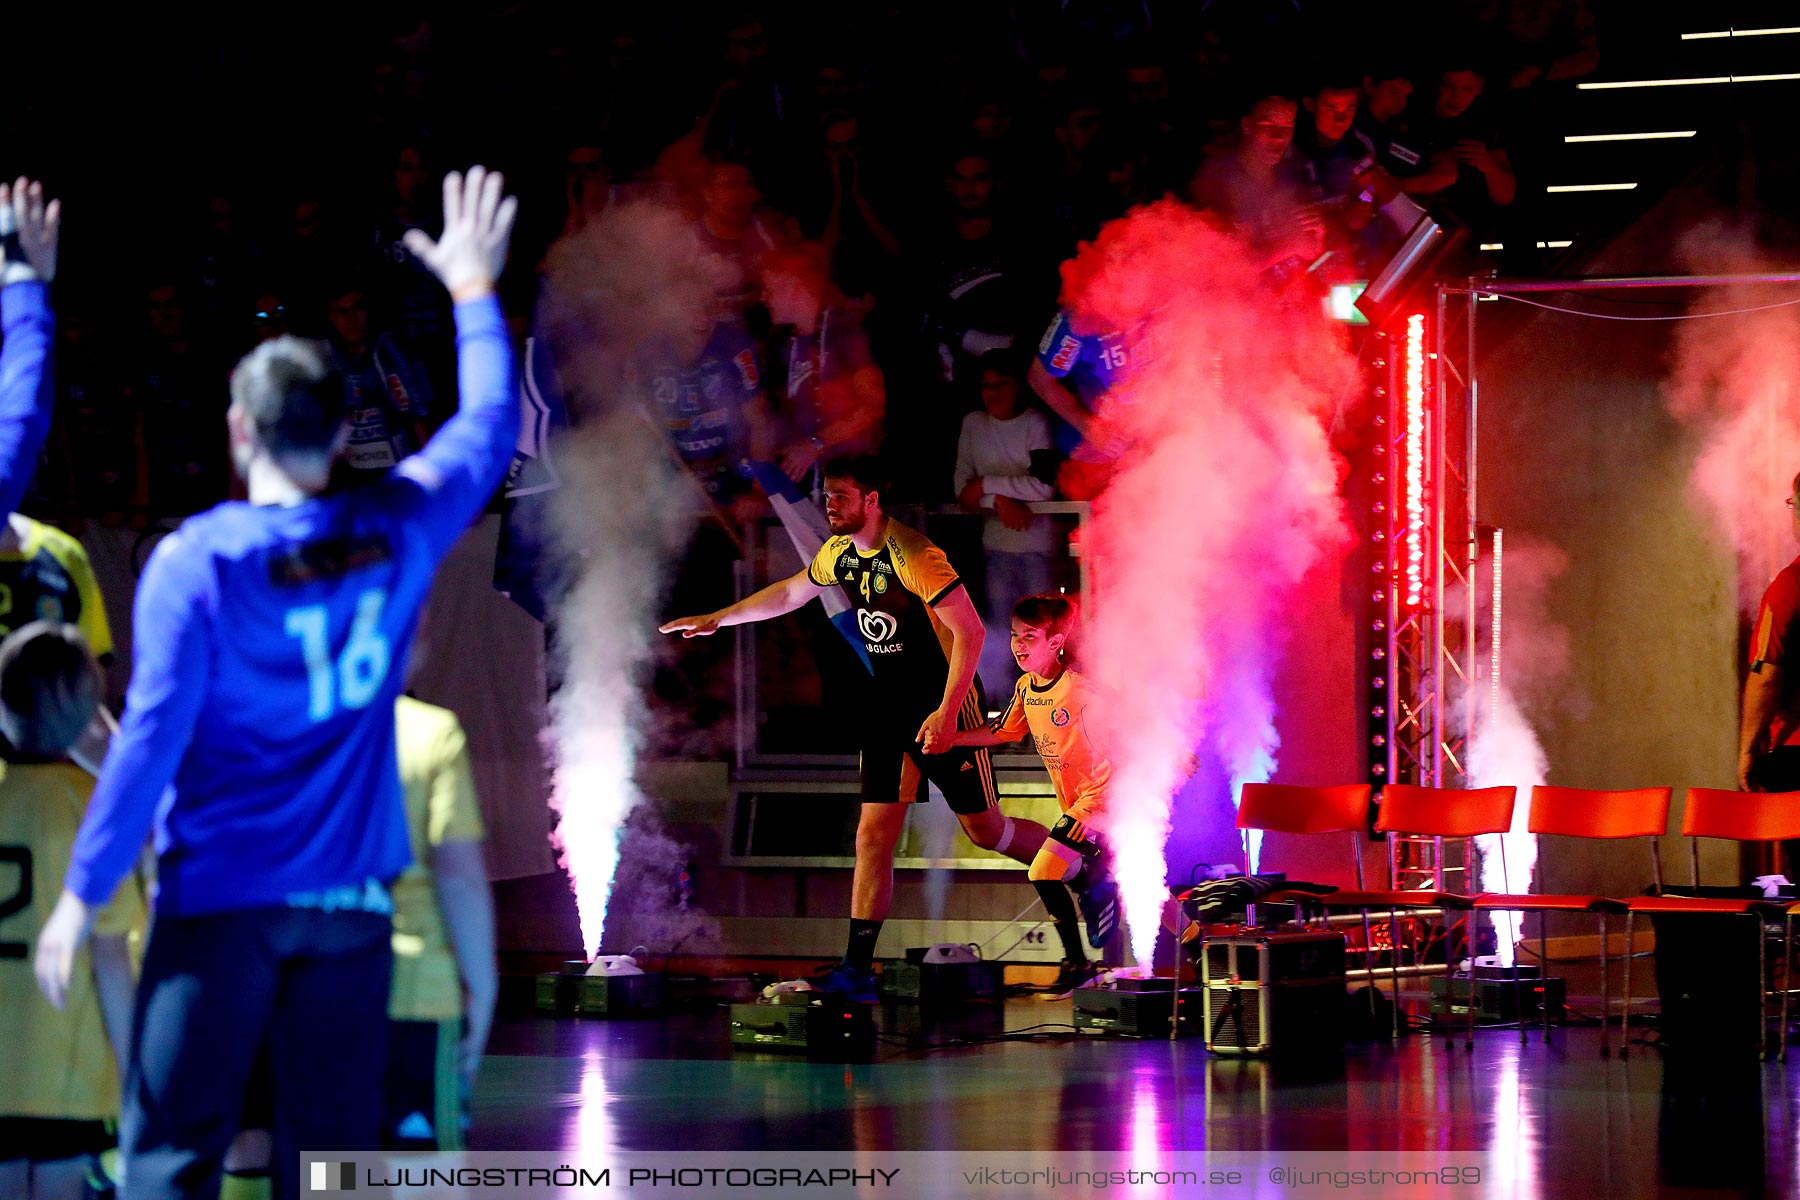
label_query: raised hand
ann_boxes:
[402,166,519,303]
[0,177,61,285]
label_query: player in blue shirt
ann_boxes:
[638,316,766,503]
[1029,302,1152,467]
[34,166,521,1200]
[0,178,62,524]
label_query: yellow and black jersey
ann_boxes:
[993,667,1112,825]
[389,696,485,1024]
[0,761,144,1120]
[808,520,964,705]
[0,516,111,658]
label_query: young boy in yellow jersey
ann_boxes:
[0,515,112,665]
[0,623,140,1200]
[946,594,1119,998]
[383,693,496,1151]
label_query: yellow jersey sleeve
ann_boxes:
[890,525,961,606]
[808,536,851,587]
[427,718,484,846]
[57,540,110,660]
[992,676,1030,740]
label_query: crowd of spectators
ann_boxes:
[12,2,1597,555]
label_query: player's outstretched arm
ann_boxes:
[395,167,522,561]
[0,178,61,519]
[659,569,828,638]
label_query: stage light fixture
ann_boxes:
[1403,314,1427,609]
[1564,130,1696,142]
[1579,74,1800,88]
[1490,529,1503,720]
[1682,26,1800,39]
[1354,214,1461,327]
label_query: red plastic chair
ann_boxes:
[1236,784,1387,1023]
[1621,788,1800,1060]
[1314,785,1518,1045]
[1471,785,1671,1056]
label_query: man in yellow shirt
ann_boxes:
[662,456,1052,1002]
[0,623,139,1200]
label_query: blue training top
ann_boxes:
[65,295,519,916]
[0,281,58,520]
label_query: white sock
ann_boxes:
[993,816,1018,857]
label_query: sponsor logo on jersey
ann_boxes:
[1387,141,1421,167]
[858,608,899,644]
[1052,708,1071,727]
[1038,320,1061,354]
[733,349,760,389]
[1049,335,1081,372]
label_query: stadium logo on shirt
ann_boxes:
[857,608,899,646]
[1049,336,1081,372]
[1052,708,1070,727]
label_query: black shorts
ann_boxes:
[860,686,996,816]
[0,1117,113,1162]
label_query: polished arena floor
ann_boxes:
[471,988,1790,1198]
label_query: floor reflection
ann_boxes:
[473,996,1800,1193]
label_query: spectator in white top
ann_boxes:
[954,350,1057,692]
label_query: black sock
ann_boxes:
[845,918,883,971]
[1034,880,1088,963]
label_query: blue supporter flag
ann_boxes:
[493,333,568,622]
[740,459,872,675]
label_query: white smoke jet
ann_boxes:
[546,415,698,954]
[1665,222,1800,613]
[1065,201,1353,968]
[1463,533,1568,966]
[538,199,727,955]
[1469,685,1545,966]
